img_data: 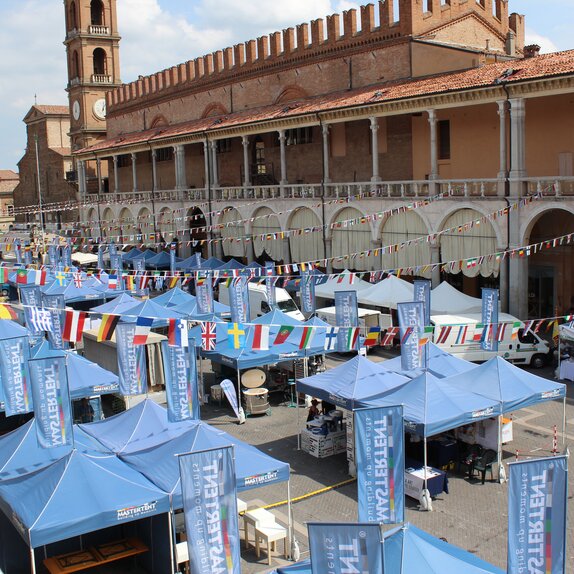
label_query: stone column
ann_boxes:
[210,141,219,187]
[507,207,527,318]
[96,158,102,195]
[282,237,291,265]
[203,141,210,188]
[509,98,527,197]
[131,152,138,193]
[369,117,380,182]
[428,109,439,180]
[112,155,119,194]
[324,237,333,274]
[497,101,508,179]
[322,123,331,183]
[151,149,158,191]
[278,130,288,186]
[242,136,251,187]
[174,145,186,190]
[78,160,86,196]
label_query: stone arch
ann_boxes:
[219,207,244,258]
[380,210,432,278]
[158,207,174,240]
[68,1,78,30]
[331,206,374,271]
[523,206,574,318]
[101,207,113,237]
[150,114,169,128]
[251,206,282,262]
[119,207,136,239]
[275,85,308,105]
[201,102,228,119]
[137,207,153,241]
[439,208,498,278]
[288,207,324,264]
[93,47,107,76]
[90,0,104,26]
[521,204,574,245]
[188,207,207,258]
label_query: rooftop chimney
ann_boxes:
[523,44,541,58]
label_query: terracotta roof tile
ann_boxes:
[0,170,18,180]
[81,50,574,155]
[34,105,69,115]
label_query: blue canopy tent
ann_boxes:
[270,522,504,574]
[301,316,330,356]
[146,251,182,270]
[32,341,119,400]
[121,299,185,326]
[0,450,172,574]
[215,259,245,277]
[199,256,224,270]
[172,296,231,319]
[90,292,141,315]
[245,261,263,270]
[81,400,292,548]
[382,343,476,379]
[152,287,195,308]
[121,247,143,261]
[129,249,157,268]
[0,319,29,339]
[297,355,409,411]
[0,419,108,476]
[175,254,204,270]
[41,280,104,304]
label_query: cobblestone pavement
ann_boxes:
[198,352,574,574]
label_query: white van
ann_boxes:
[316,306,393,340]
[431,313,551,368]
[219,282,305,321]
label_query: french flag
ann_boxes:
[133,316,153,345]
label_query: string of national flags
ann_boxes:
[1,222,573,289]
[2,299,572,352]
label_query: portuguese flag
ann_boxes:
[16,269,28,285]
[273,325,294,345]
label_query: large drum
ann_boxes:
[242,388,269,416]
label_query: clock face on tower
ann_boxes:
[93,98,107,120]
[72,100,80,121]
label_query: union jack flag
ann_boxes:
[73,272,82,288]
[201,322,217,351]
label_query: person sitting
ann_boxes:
[321,400,335,416]
[307,399,320,422]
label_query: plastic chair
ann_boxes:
[457,443,483,477]
[471,449,497,484]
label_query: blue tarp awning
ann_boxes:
[41,280,104,303]
[90,292,141,315]
[0,319,29,339]
[0,450,170,547]
[271,523,504,574]
[175,255,204,270]
[382,343,476,379]
[363,371,502,437]
[297,355,409,410]
[173,297,231,319]
[81,401,290,508]
[129,249,158,268]
[200,257,224,269]
[122,299,185,324]
[446,356,566,413]
[121,247,143,261]
[152,287,195,308]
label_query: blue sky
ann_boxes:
[0,0,572,172]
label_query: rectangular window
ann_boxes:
[438,120,451,160]
[117,154,131,168]
[216,139,232,154]
[286,127,313,146]
[155,148,174,162]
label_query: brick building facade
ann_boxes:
[72,0,574,320]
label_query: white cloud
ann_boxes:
[524,29,559,54]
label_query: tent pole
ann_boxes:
[497,416,505,483]
[296,385,301,451]
[558,337,561,378]
[422,437,432,512]
[168,510,176,574]
[563,395,567,445]
[29,536,36,574]
[287,480,293,560]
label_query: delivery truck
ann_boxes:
[431,313,551,367]
[219,282,305,321]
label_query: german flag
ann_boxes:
[98,314,120,342]
[0,304,17,320]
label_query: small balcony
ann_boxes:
[88,25,110,35]
[91,74,112,84]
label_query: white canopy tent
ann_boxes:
[314,269,372,301]
[358,275,414,309]
[430,282,485,315]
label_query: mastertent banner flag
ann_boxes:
[481,287,499,352]
[196,272,214,314]
[29,355,73,448]
[397,301,425,371]
[300,271,316,314]
[42,293,67,350]
[413,279,431,327]
[508,455,568,574]
[335,290,359,352]
[116,322,147,396]
[229,274,250,324]
[0,336,32,416]
[179,446,241,574]
[161,341,199,422]
[308,522,383,574]
[354,406,404,524]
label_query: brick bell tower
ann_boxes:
[64,0,121,153]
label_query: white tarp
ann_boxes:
[430,282,484,315]
[315,269,372,300]
[357,275,414,309]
